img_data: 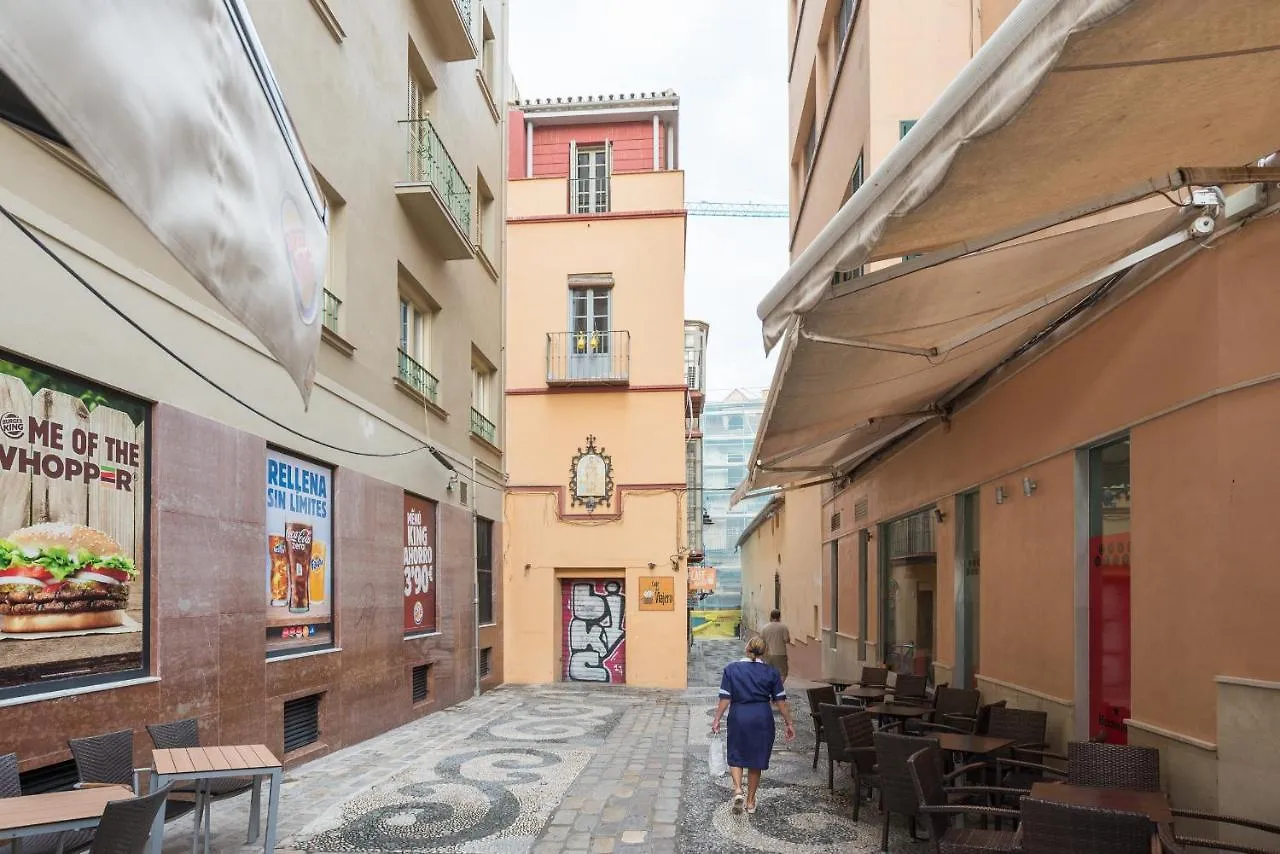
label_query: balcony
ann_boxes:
[413,0,475,61]
[396,118,473,260]
[470,407,496,445]
[397,349,440,404]
[568,176,610,215]
[546,331,630,386]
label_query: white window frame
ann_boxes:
[570,142,611,214]
[399,296,433,368]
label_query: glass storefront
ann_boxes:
[1089,437,1131,743]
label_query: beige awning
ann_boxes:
[758,0,1280,351]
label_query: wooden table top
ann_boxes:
[0,784,134,833]
[1030,782,1173,825]
[865,703,930,718]
[153,745,280,776]
[935,733,1016,755]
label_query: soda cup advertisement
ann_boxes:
[403,493,437,635]
[0,354,148,699]
[265,448,333,655]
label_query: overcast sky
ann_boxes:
[509,0,789,397]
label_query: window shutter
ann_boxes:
[567,139,577,212]
[605,138,613,175]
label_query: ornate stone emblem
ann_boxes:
[569,435,613,512]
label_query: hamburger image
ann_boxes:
[0,523,137,633]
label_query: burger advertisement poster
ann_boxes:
[403,494,437,635]
[0,355,147,696]
[265,448,333,655]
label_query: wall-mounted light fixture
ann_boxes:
[995,485,1007,505]
[648,562,657,569]
[1022,477,1038,497]
[933,507,945,524]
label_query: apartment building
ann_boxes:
[750,0,1280,824]
[503,92,690,689]
[0,0,507,779]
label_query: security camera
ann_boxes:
[1191,215,1216,238]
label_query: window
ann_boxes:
[317,175,346,337]
[480,13,497,87]
[836,0,858,51]
[899,119,917,139]
[857,529,869,660]
[727,414,745,432]
[569,286,611,349]
[832,152,865,286]
[727,453,745,465]
[477,517,494,625]
[476,172,497,262]
[829,539,839,641]
[471,350,497,444]
[803,120,817,178]
[398,292,439,403]
[571,143,610,213]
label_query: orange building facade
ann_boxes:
[502,93,689,689]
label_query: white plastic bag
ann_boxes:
[708,733,728,777]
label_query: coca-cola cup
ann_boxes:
[285,522,313,614]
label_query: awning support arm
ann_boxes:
[758,407,942,469]
[799,328,938,357]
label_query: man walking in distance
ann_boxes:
[759,609,791,682]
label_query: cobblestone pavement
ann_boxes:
[156,641,926,853]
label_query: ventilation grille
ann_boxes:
[853,497,869,522]
[830,511,842,532]
[459,481,470,506]
[412,664,430,703]
[479,647,493,678]
[19,759,78,795]
[283,693,322,754]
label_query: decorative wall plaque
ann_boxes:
[569,435,613,512]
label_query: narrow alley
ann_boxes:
[170,639,916,853]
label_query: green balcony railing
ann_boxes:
[401,118,472,238]
[398,349,440,404]
[470,407,496,444]
[455,0,473,33]
[322,289,342,333]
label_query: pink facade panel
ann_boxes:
[532,120,658,178]
[507,110,526,179]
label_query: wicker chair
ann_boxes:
[906,746,1022,853]
[918,698,1006,737]
[874,731,960,851]
[67,730,197,826]
[805,685,837,770]
[0,752,96,854]
[1019,796,1155,854]
[892,674,929,704]
[818,702,868,791]
[1067,742,1160,791]
[908,687,981,735]
[89,784,171,854]
[858,666,890,688]
[1169,808,1280,854]
[836,708,879,821]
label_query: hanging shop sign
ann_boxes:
[403,493,438,635]
[688,566,717,594]
[0,353,148,697]
[265,448,333,656]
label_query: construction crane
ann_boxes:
[686,201,788,218]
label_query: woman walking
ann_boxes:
[710,636,796,814]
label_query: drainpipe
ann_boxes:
[472,454,480,697]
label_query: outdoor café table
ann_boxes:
[1029,781,1174,825]
[146,745,282,854]
[823,677,855,693]
[839,686,887,705]
[933,733,1016,756]
[864,702,930,729]
[0,784,133,853]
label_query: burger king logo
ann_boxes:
[413,601,424,625]
[281,195,321,325]
[0,412,23,440]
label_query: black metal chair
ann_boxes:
[907,745,1022,853]
[89,784,172,854]
[0,752,96,854]
[1019,796,1155,854]
[805,685,837,770]
[817,702,867,791]
[67,730,197,827]
[146,718,256,848]
[835,708,879,820]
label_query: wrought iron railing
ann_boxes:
[398,349,440,404]
[546,330,630,384]
[322,289,342,333]
[470,407,496,444]
[567,175,610,214]
[401,118,472,237]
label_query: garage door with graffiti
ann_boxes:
[561,579,626,684]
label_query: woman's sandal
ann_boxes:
[731,792,745,814]
[746,802,757,815]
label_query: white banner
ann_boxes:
[0,0,328,402]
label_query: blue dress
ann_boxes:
[719,658,787,770]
